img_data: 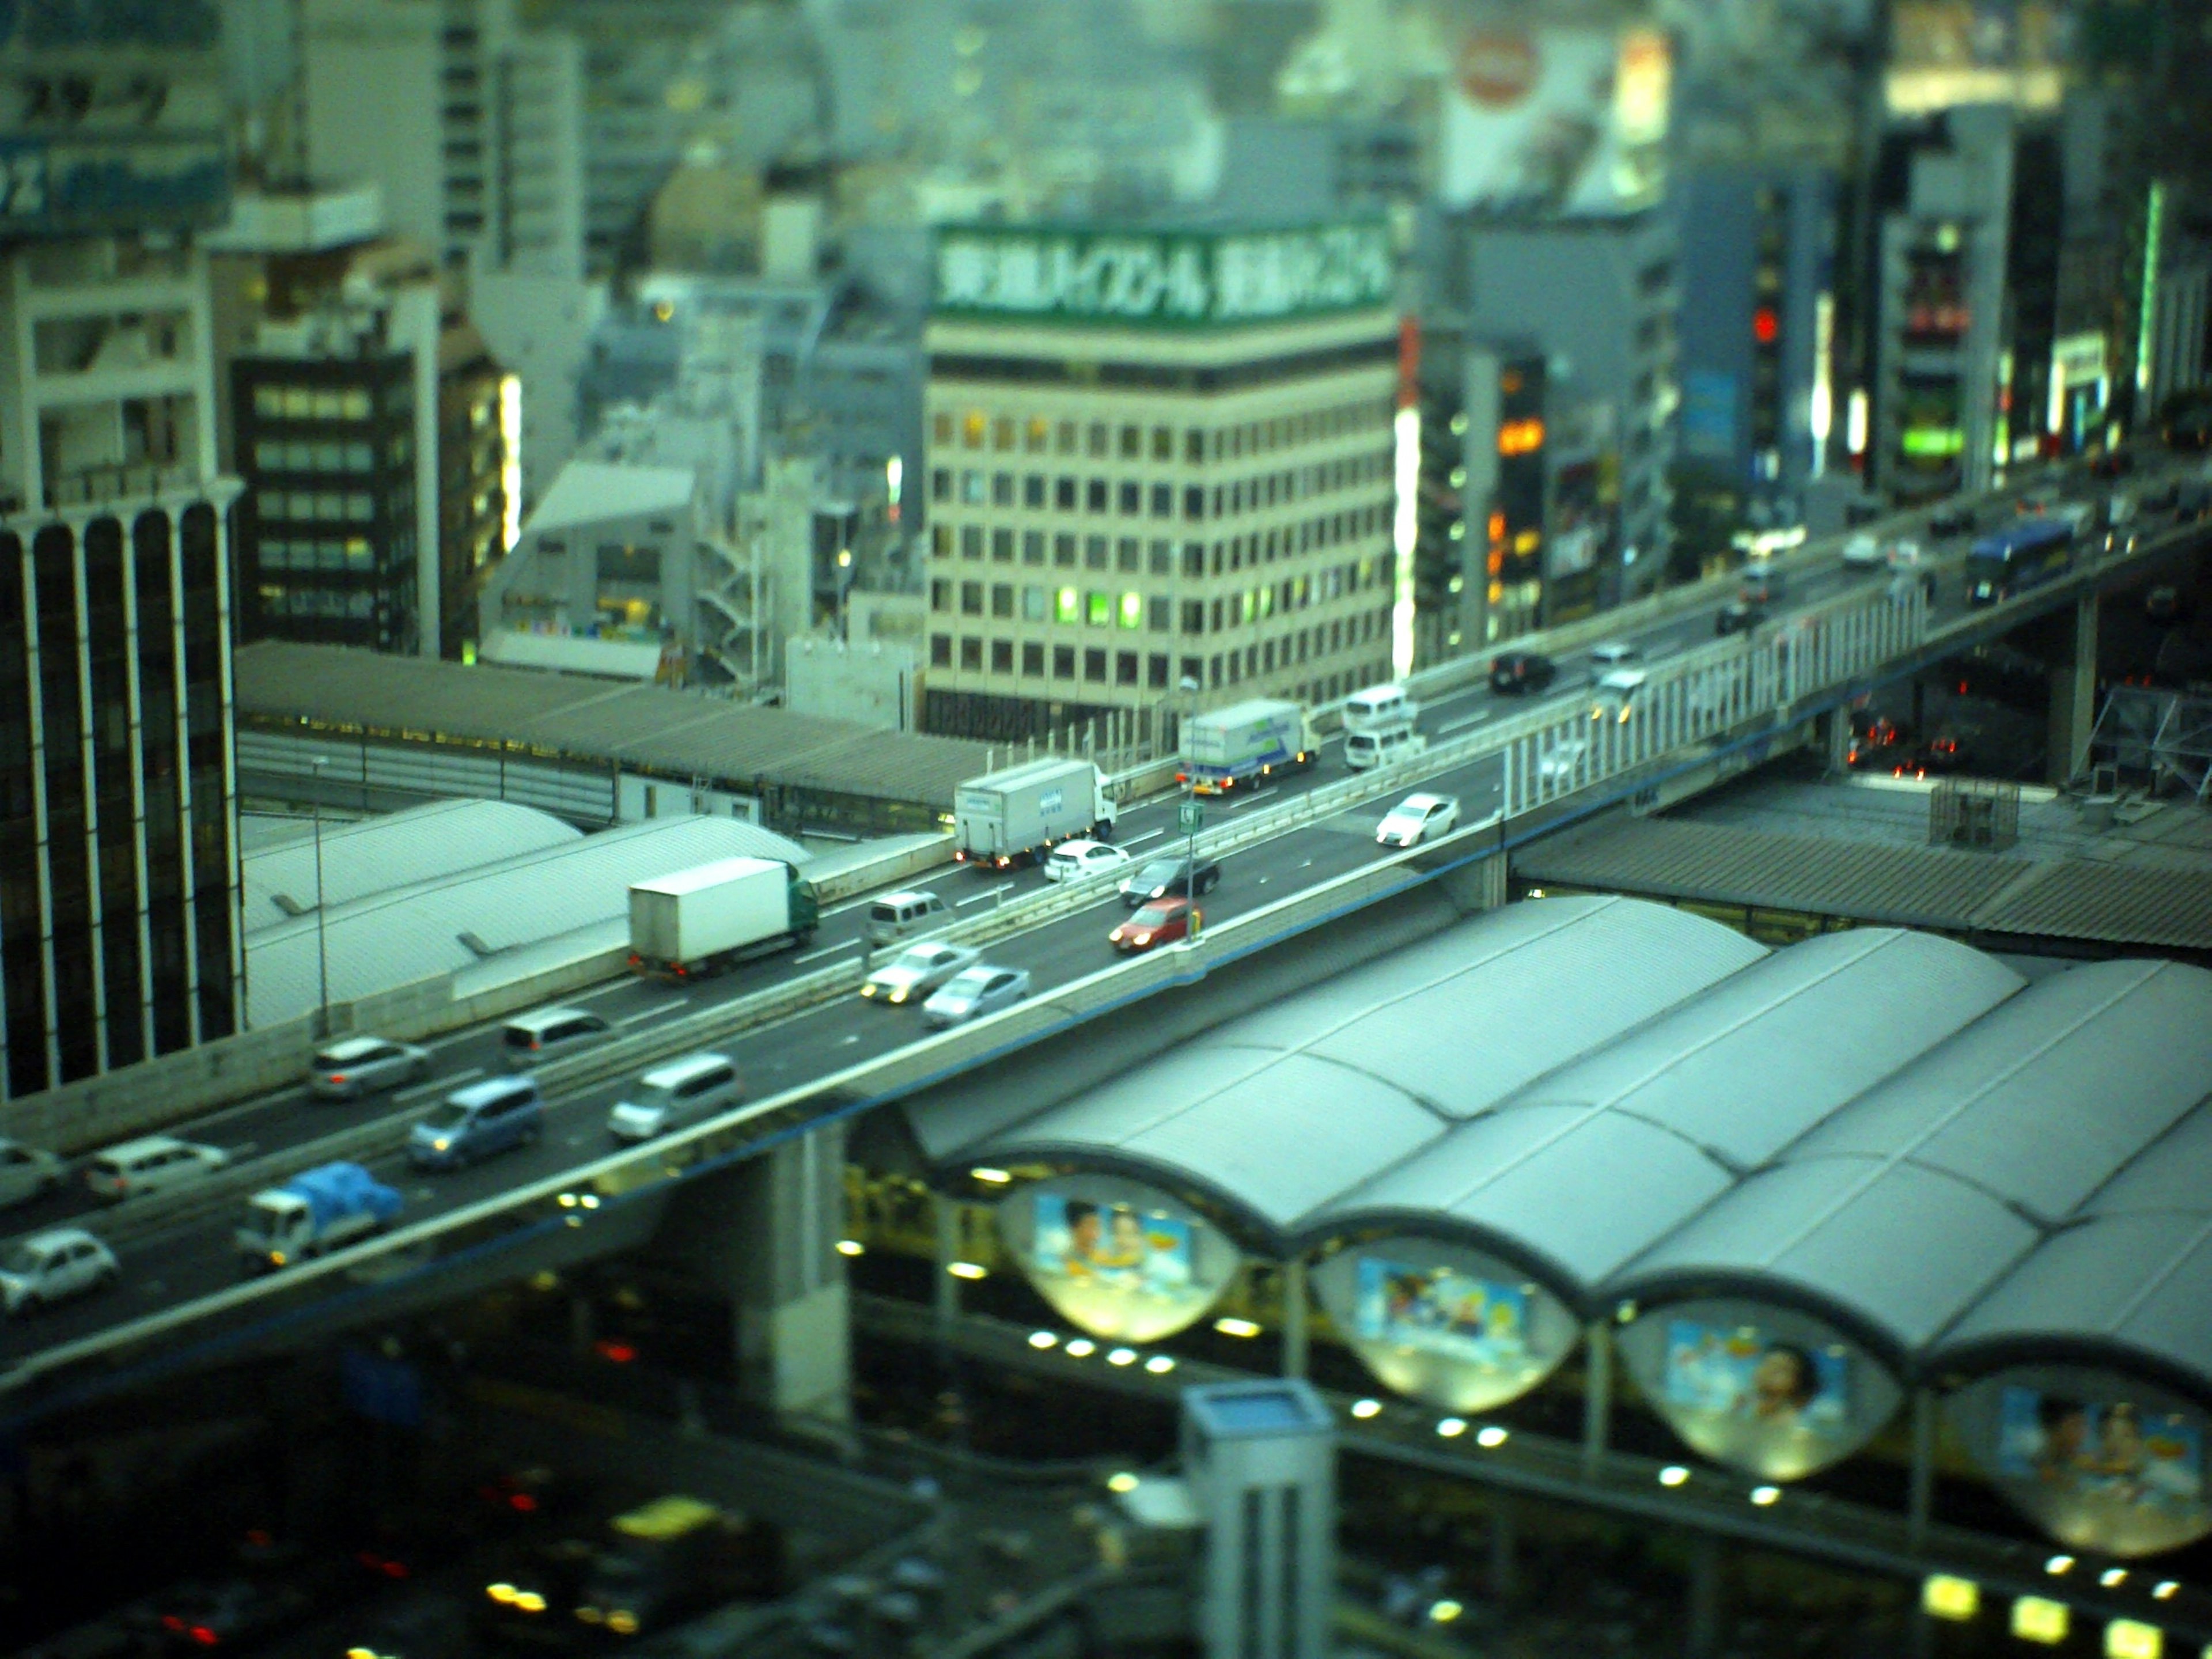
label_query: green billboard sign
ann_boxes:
[933,221,1395,329]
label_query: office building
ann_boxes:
[0,9,243,1099]
[206,188,514,660]
[918,221,1402,744]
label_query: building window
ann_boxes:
[1057,420,1079,454]
[1024,475,1046,508]
[1118,592,1143,630]
[933,412,953,445]
[1149,653,1169,690]
[931,634,952,666]
[961,526,984,559]
[1087,479,1108,513]
[993,417,1015,450]
[1184,486,1206,521]
[962,411,986,447]
[1181,600,1205,635]
[1149,596,1173,632]
[991,638,1014,673]
[1118,481,1141,516]
[931,525,952,557]
[1026,416,1050,452]
[1056,586,1080,625]
[1054,533,1077,567]
[1022,585,1049,621]
[1022,641,1045,676]
[1086,591,1111,627]
[1021,531,1046,565]
[990,583,1014,618]
[1150,483,1172,518]
[1085,536,1108,570]
[1149,540,1173,576]
[1116,651,1139,686]
[991,528,1014,562]
[1152,426,1173,461]
[960,581,983,615]
[1181,656,1203,686]
[1084,647,1107,682]
[1117,537,1141,573]
[1184,543,1207,578]
[961,637,983,670]
[930,579,950,612]
[1053,645,1076,680]
[993,472,1015,506]
[597,544,660,584]
[1056,476,1077,510]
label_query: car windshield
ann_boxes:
[941,969,993,995]
[0,1244,41,1275]
[1133,903,1180,926]
[421,1103,470,1131]
[1134,861,1183,887]
[898,946,950,971]
[312,1047,353,1068]
[503,1028,536,1050]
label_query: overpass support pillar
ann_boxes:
[2047,594,2099,785]
[1441,850,1509,916]
[1907,1387,1937,1551]
[1581,1321,1613,1480]
[665,1123,851,1422]
[1486,1493,1518,1603]
[1280,1257,1309,1379]
[1824,707,1853,774]
[1687,1533,1725,1659]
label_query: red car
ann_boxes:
[1109,897,1199,953]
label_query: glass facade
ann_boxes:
[0,507,238,1100]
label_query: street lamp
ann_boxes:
[310,755,331,1036]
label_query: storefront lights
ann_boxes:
[2014,1597,2070,1645]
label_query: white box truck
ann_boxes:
[953,756,1117,869]
[629,857,820,980]
[1177,698,1317,796]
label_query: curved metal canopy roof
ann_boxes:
[963,895,1769,1243]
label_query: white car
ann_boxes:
[1537,739,1589,784]
[861,941,983,1006]
[0,1138,64,1210]
[1842,532,1883,567]
[1884,538,1925,570]
[84,1135,231,1202]
[922,965,1033,1028]
[0,1227,119,1316]
[1376,794,1462,848]
[1043,839,1131,884]
[308,1035,431,1100]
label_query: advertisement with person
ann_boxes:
[1353,1257,1529,1372]
[1996,1388,2206,1514]
[1031,1193,1196,1297]
[1661,1320,1852,1441]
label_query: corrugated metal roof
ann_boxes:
[1612,961,2212,1362]
[244,815,809,1028]
[1305,930,2025,1296]
[234,641,995,809]
[1513,816,2212,952]
[961,896,1768,1238]
[241,800,581,935]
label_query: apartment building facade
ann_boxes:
[919,221,1403,744]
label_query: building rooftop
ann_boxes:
[524,459,696,535]
[234,641,995,814]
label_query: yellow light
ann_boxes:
[270,1252,287,1266]
[948,1261,987,1281]
[2107,1619,2163,1659]
[1107,1472,1139,1493]
[1065,1338,1097,1357]
[1429,1599,1464,1624]
[1349,1398,1382,1419]
[1922,1575,1980,1622]
[1436,1417,1468,1438]
[2050,1556,2078,1576]
[2152,1582,2179,1601]
[608,1611,639,1635]
[1749,1485,1781,1506]
[576,1606,605,1625]
[430,1138,450,1152]
[836,1239,864,1257]
[1028,1330,1059,1350]
[1658,1465,1690,1487]
[1476,1425,1508,1448]
[488,1584,519,1604]
[2014,1596,2071,1645]
[1106,1347,1137,1366]
[580,1194,600,1210]
[559,1193,578,1208]
[515,1592,547,1613]
[890,988,908,1003]
[1213,1317,1261,1338]
[970,1167,1012,1184]
[2104,1570,2131,1589]
[1144,1355,1176,1374]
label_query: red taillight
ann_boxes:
[1173,771,1188,782]
[328,1074,348,1086]
[529,1039,541,1050]
[511,1492,539,1513]
[594,1339,637,1364]
[627,953,641,967]
[673,964,688,978]
[162,1615,185,1632]
[190,1626,218,1647]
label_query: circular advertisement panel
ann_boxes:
[994,1175,1241,1343]
[1457,29,1541,108]
[1312,1238,1580,1413]
[1616,1298,1903,1481]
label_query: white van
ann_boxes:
[1345,725,1429,771]
[85,1135,230,1202]
[1342,683,1417,734]
[1588,641,1642,678]
[1591,668,1650,724]
[865,889,949,949]
[607,1051,745,1142]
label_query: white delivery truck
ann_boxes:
[628,857,820,980]
[953,756,1117,869]
[1178,698,1317,796]
[236,1161,402,1272]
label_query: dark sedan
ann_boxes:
[1488,650,1556,694]
[1119,853,1221,907]
[1715,600,1764,635]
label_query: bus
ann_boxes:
[1965,516,2074,606]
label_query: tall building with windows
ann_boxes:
[0,5,243,1099]
[919,222,1402,744]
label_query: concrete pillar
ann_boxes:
[2047,594,2099,785]
[1686,1532,1723,1659]
[1825,707,1853,774]
[659,1122,851,1421]
[933,1192,961,1343]
[1908,1386,1937,1551]
[1581,1322,1613,1480]
[1280,1258,1309,1380]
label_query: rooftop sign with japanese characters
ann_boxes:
[932,221,1395,329]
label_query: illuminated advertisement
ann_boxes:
[1887,1,2067,115]
[1616,1300,1903,1480]
[1952,1370,2211,1556]
[994,1176,1240,1343]
[1437,24,1671,217]
[1313,1240,1581,1414]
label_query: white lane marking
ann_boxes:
[399,1066,480,1101]
[1120,828,1165,847]
[795,939,860,964]
[618,1002,691,1030]
[1229,789,1274,811]
[1438,709,1493,735]
[957,884,1014,908]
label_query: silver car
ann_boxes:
[0,1228,118,1316]
[0,1138,63,1210]
[308,1035,431,1100]
[861,942,982,1006]
[922,965,1032,1028]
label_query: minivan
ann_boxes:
[607,1052,744,1143]
[500,1006,612,1071]
[85,1135,229,1202]
[1345,725,1428,771]
[409,1076,543,1169]
[865,890,949,949]
[1588,641,1642,677]
[1342,682,1415,733]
